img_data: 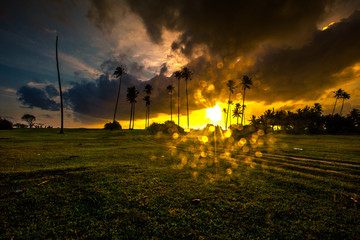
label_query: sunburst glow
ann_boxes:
[206,104,222,122]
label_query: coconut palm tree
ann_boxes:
[232,103,242,125]
[241,75,253,125]
[113,66,126,123]
[181,67,193,129]
[143,95,150,128]
[167,85,175,121]
[331,88,344,115]
[56,35,64,134]
[144,84,153,127]
[339,91,350,116]
[126,86,139,129]
[173,70,182,126]
[225,79,236,130]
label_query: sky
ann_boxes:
[1,0,360,129]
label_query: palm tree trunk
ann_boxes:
[237,116,239,125]
[147,106,150,127]
[56,35,64,134]
[332,98,338,116]
[178,78,180,126]
[225,92,231,130]
[229,105,232,127]
[132,103,136,129]
[241,88,246,125]
[186,79,189,129]
[145,107,147,128]
[170,95,173,122]
[113,76,122,122]
[340,98,345,116]
[129,103,133,129]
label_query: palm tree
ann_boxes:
[339,91,350,116]
[167,85,175,121]
[144,84,153,127]
[232,103,242,125]
[181,67,193,129]
[174,70,182,126]
[331,88,344,115]
[56,35,64,134]
[225,79,236,130]
[113,66,126,123]
[241,75,253,125]
[126,86,139,129]
[143,95,150,128]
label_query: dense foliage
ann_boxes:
[248,104,360,134]
[147,121,184,134]
[104,121,122,130]
[0,117,13,130]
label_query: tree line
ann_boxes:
[245,103,360,134]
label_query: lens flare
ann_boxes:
[206,104,222,122]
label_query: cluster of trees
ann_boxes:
[106,66,193,130]
[223,76,253,129]
[247,103,360,134]
[0,114,54,130]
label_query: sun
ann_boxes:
[206,104,222,123]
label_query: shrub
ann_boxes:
[0,117,13,130]
[147,121,184,134]
[104,121,122,130]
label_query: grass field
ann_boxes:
[1,129,360,239]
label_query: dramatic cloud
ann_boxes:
[45,85,59,98]
[250,10,360,103]
[124,0,335,58]
[17,86,60,111]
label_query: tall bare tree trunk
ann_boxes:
[56,35,64,134]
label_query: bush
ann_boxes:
[147,121,184,134]
[0,117,13,130]
[104,121,122,130]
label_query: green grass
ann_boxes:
[1,129,359,239]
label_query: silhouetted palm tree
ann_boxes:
[339,91,350,116]
[167,85,175,121]
[113,66,126,123]
[241,75,253,125]
[225,79,236,130]
[127,86,139,129]
[143,95,150,128]
[56,35,64,134]
[181,67,193,129]
[332,88,344,115]
[144,84,153,127]
[174,70,182,126]
[232,103,241,125]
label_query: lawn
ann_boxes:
[1,129,359,239]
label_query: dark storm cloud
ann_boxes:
[124,0,335,58]
[159,63,168,75]
[45,85,59,98]
[86,0,124,34]
[250,10,360,103]
[100,53,153,79]
[63,72,176,121]
[17,86,60,111]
